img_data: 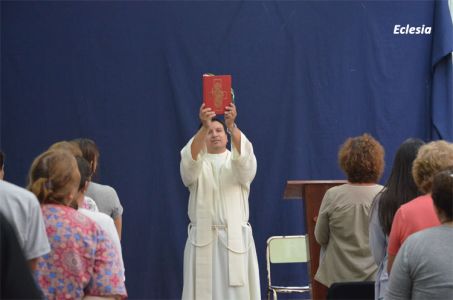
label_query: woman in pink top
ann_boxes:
[28,149,127,299]
[387,140,453,272]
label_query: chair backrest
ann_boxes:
[327,281,374,300]
[266,235,310,286]
[268,235,309,263]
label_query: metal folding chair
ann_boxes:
[266,235,311,299]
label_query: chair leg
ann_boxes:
[267,289,276,300]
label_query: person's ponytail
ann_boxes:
[29,177,52,204]
[28,149,80,206]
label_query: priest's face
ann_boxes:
[206,120,228,154]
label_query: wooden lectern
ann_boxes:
[284,180,347,300]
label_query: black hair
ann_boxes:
[432,168,453,222]
[75,156,92,191]
[0,151,4,169]
[198,117,228,134]
[71,138,99,176]
[372,138,425,235]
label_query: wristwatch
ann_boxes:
[227,123,237,135]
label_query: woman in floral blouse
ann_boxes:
[27,149,127,299]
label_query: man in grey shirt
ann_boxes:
[0,180,51,270]
[86,181,123,238]
[72,138,124,239]
[386,226,453,300]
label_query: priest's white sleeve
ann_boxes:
[180,137,205,187]
[230,132,257,186]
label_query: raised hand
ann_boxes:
[199,103,216,129]
[224,103,237,130]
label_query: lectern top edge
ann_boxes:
[286,180,347,184]
[284,180,347,199]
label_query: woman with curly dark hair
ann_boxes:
[315,133,384,288]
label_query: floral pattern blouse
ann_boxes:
[35,204,126,299]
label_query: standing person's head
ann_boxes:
[71,138,99,177]
[412,141,453,194]
[205,118,228,154]
[27,150,80,206]
[0,151,4,180]
[338,133,385,184]
[376,138,425,235]
[431,168,453,224]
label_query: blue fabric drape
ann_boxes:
[431,0,453,140]
[1,1,451,299]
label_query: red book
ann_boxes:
[202,74,232,115]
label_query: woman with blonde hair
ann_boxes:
[28,149,127,299]
[387,140,453,272]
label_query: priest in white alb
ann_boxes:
[180,102,260,300]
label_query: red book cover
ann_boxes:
[203,74,232,115]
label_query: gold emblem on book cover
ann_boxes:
[211,79,226,110]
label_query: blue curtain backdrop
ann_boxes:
[1,1,452,299]
[431,0,453,139]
